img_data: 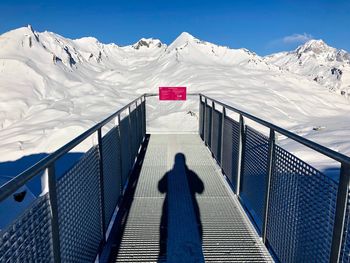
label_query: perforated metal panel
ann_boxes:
[199,101,204,139]
[136,103,143,145]
[211,109,222,164]
[102,126,122,229]
[240,126,269,231]
[0,194,54,262]
[141,101,146,136]
[221,116,240,191]
[267,145,337,263]
[57,146,103,262]
[130,109,138,158]
[204,105,212,147]
[341,192,350,263]
[120,117,132,185]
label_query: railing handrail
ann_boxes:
[0,94,145,202]
[200,93,350,166]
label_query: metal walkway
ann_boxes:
[110,134,272,262]
[3,93,350,262]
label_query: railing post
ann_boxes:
[220,107,226,166]
[199,95,202,136]
[117,114,124,193]
[262,128,275,243]
[210,100,214,149]
[140,97,143,137]
[143,95,146,136]
[330,163,350,262]
[128,106,133,166]
[47,164,62,263]
[135,100,140,147]
[236,114,245,196]
[97,128,107,240]
[203,98,207,144]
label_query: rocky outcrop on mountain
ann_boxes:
[265,40,350,97]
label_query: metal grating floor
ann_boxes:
[110,134,273,262]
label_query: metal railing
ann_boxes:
[199,94,350,263]
[1,92,350,262]
[0,95,146,262]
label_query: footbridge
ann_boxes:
[1,93,350,262]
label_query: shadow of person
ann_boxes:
[158,153,205,263]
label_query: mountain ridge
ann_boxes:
[265,39,350,96]
[0,25,350,163]
[4,25,349,96]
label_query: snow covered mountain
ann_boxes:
[265,40,350,97]
[0,25,350,170]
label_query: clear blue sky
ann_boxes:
[0,0,349,55]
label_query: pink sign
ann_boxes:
[159,87,187,100]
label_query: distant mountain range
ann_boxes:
[0,25,350,163]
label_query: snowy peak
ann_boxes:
[0,25,40,49]
[177,32,195,40]
[132,38,164,50]
[0,26,116,68]
[294,39,350,63]
[73,36,101,46]
[2,24,37,38]
[296,39,331,55]
[265,39,350,95]
[166,32,205,52]
[172,32,197,45]
[163,32,268,68]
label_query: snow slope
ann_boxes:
[0,25,349,169]
[1,25,350,230]
[265,39,350,97]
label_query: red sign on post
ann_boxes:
[159,87,187,100]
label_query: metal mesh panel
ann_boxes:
[341,193,350,263]
[267,145,337,263]
[199,101,205,139]
[120,116,132,185]
[211,109,222,163]
[135,109,140,151]
[240,126,269,231]
[102,126,122,229]
[141,100,146,136]
[136,103,143,145]
[130,109,138,159]
[57,146,103,262]
[0,194,54,262]
[221,116,240,191]
[204,105,212,147]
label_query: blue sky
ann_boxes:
[0,0,349,55]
